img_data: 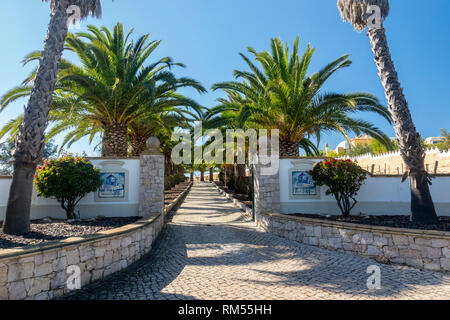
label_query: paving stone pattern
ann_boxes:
[62,182,450,300]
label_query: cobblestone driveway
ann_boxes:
[63,182,450,300]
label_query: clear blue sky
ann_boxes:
[0,0,449,156]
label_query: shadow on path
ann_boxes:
[61,182,450,300]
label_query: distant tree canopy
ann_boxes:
[434,129,450,151]
[0,140,58,175]
[324,138,397,158]
[327,129,450,158]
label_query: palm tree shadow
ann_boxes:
[59,194,196,300]
[186,226,448,298]
[59,186,450,300]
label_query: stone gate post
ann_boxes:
[253,136,280,218]
[139,137,165,216]
[254,164,280,217]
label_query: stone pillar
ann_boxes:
[254,164,280,217]
[253,136,280,218]
[139,137,164,216]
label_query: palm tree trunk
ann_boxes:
[368,27,437,224]
[129,135,147,156]
[200,169,205,182]
[209,167,214,182]
[225,164,235,189]
[234,163,248,194]
[165,154,172,177]
[102,123,128,157]
[2,0,69,235]
[279,141,299,157]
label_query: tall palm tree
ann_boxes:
[1,24,206,157]
[337,0,438,224]
[2,0,102,235]
[212,37,393,157]
[128,112,190,157]
[60,23,205,156]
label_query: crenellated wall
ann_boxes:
[340,148,450,175]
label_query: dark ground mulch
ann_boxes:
[164,181,191,206]
[215,181,253,209]
[0,217,141,249]
[291,213,450,232]
[0,181,192,250]
[215,182,449,232]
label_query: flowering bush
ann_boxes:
[34,156,101,219]
[311,159,367,217]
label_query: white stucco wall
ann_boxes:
[279,158,450,216]
[0,158,141,221]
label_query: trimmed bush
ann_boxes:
[165,174,187,190]
[34,156,101,219]
[311,159,367,217]
[235,176,250,195]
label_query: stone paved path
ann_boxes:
[63,182,450,300]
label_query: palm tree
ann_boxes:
[1,24,206,157]
[207,88,321,157]
[2,0,102,235]
[337,0,438,224]
[61,23,205,156]
[212,37,393,157]
[128,112,189,157]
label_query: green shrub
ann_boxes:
[34,156,101,220]
[178,173,187,183]
[175,173,185,184]
[225,172,235,190]
[311,159,367,217]
[164,176,171,190]
[235,176,250,195]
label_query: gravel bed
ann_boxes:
[0,217,141,250]
[215,182,253,209]
[290,214,450,232]
[164,181,191,205]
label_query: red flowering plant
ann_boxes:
[34,156,101,219]
[310,159,367,217]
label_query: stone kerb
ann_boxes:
[214,183,450,274]
[256,212,450,273]
[0,212,164,300]
[139,137,164,216]
[254,163,280,216]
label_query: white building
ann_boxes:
[425,137,445,145]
